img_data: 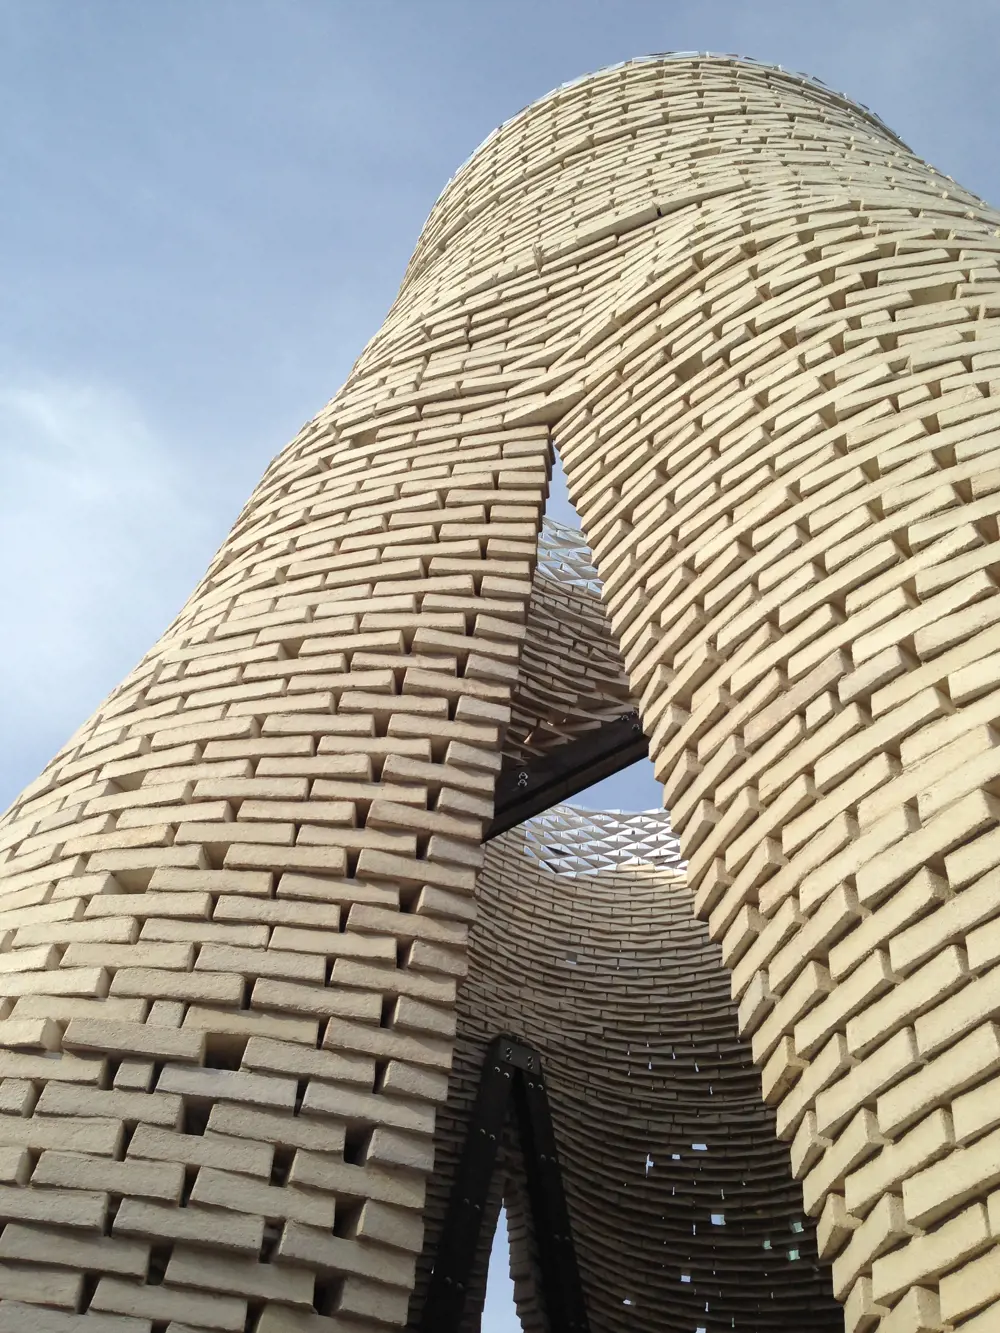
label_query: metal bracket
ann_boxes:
[419,1036,589,1333]
[486,711,647,839]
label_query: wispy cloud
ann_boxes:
[0,378,217,804]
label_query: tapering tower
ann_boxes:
[1,53,999,1333]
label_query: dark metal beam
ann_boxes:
[419,1036,589,1333]
[485,711,647,839]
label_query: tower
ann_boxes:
[2,53,999,1333]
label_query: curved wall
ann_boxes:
[534,56,1000,1333]
[0,51,998,1333]
[506,518,634,764]
[412,807,840,1333]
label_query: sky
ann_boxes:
[0,2,997,1326]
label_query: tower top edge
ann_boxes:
[392,52,910,295]
[442,51,904,200]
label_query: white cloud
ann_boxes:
[0,378,218,805]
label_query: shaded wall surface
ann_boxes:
[506,518,633,763]
[412,807,840,1333]
[0,50,998,1333]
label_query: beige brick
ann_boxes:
[768,884,860,993]
[301,1080,433,1136]
[322,1016,452,1069]
[752,960,834,1063]
[891,868,1000,975]
[817,1026,921,1137]
[0,1115,122,1157]
[392,994,456,1038]
[0,967,109,1000]
[288,1150,424,1209]
[880,1023,1000,1136]
[32,1151,184,1203]
[876,1286,944,1333]
[0,1223,148,1278]
[156,1063,296,1110]
[85,847,208,888]
[0,1303,152,1331]
[846,1108,954,1217]
[140,917,267,947]
[0,1018,61,1052]
[0,1080,34,1116]
[267,926,389,963]
[62,1018,204,1064]
[35,1083,182,1128]
[953,1073,1000,1145]
[366,1124,434,1173]
[277,1220,416,1289]
[831,1192,913,1300]
[182,1004,318,1049]
[190,1166,335,1227]
[968,912,1000,973]
[776,1032,853,1140]
[251,978,381,1023]
[241,1036,372,1090]
[871,1201,992,1304]
[847,946,968,1058]
[939,1243,1000,1320]
[842,1275,889,1333]
[381,1060,449,1104]
[114,1060,154,1091]
[109,967,243,1006]
[163,1245,314,1307]
[146,999,184,1027]
[794,950,895,1058]
[212,896,340,930]
[14,916,139,949]
[10,995,144,1024]
[0,1183,107,1230]
[0,1150,29,1187]
[148,867,273,896]
[198,943,325,984]
[85,893,211,921]
[0,1263,83,1310]
[855,789,1000,905]
[817,1191,859,1260]
[354,847,476,894]
[904,1123,1000,1227]
[205,1102,341,1154]
[946,820,1000,889]
[91,1276,246,1331]
[113,1198,263,1254]
[337,1272,412,1324]
[803,1107,884,1216]
[127,1123,272,1178]
[223,843,347,877]
[275,873,397,910]
[255,1308,365,1333]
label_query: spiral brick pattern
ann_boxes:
[0,49,999,1333]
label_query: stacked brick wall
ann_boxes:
[0,239,554,1327]
[411,809,840,1332]
[2,50,1000,1332]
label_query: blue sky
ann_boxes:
[1,3,997,1326]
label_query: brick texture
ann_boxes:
[2,51,1000,1333]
